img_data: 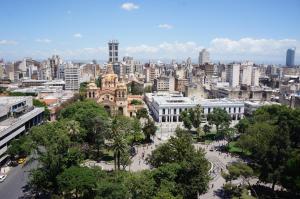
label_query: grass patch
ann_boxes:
[228,141,251,156]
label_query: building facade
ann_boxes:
[0,96,44,163]
[199,49,210,65]
[86,64,128,116]
[146,92,244,123]
[286,48,296,67]
[64,64,80,91]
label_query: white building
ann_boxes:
[226,63,240,87]
[64,63,80,91]
[0,97,44,163]
[145,92,244,123]
[199,49,210,65]
[240,62,253,86]
[251,67,260,86]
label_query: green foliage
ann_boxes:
[59,100,108,144]
[180,111,192,130]
[130,99,143,105]
[128,81,144,95]
[235,118,250,134]
[237,105,300,193]
[136,108,148,119]
[28,121,83,194]
[8,91,37,96]
[144,85,152,93]
[57,166,97,198]
[33,99,50,121]
[126,170,156,199]
[148,128,210,198]
[207,107,231,134]
[142,119,157,142]
[7,136,31,159]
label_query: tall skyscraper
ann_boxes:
[108,40,119,63]
[226,63,240,87]
[198,49,210,65]
[286,48,296,67]
[64,63,80,91]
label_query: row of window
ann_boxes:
[161,107,243,115]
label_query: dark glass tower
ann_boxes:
[286,48,296,67]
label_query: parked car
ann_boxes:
[0,174,7,182]
[18,158,26,164]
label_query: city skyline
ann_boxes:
[0,0,300,64]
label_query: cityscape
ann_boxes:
[0,1,300,199]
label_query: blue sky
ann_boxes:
[0,0,299,63]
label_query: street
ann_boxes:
[0,161,36,199]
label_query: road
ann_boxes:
[0,161,37,199]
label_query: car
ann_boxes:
[209,148,214,152]
[0,174,7,182]
[18,158,26,164]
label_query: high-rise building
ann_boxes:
[226,63,240,87]
[251,67,260,86]
[240,61,253,86]
[64,63,80,91]
[108,40,119,63]
[198,49,210,65]
[286,48,296,67]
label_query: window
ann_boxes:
[162,109,165,114]
[115,46,118,50]
[174,109,177,114]
[109,46,112,50]
[208,108,211,113]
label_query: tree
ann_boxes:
[142,119,157,143]
[126,170,156,199]
[65,120,82,143]
[236,105,297,192]
[7,136,31,159]
[144,85,152,93]
[148,128,210,199]
[180,111,192,131]
[128,118,143,147]
[136,108,148,119]
[235,118,250,134]
[109,116,132,170]
[91,117,110,161]
[28,121,82,194]
[57,166,97,198]
[203,124,211,135]
[58,100,108,144]
[226,162,258,198]
[33,99,50,121]
[207,107,231,134]
[188,105,203,129]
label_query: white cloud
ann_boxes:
[0,40,18,45]
[121,2,139,11]
[209,37,300,62]
[125,45,159,54]
[73,33,82,38]
[158,24,173,29]
[35,38,52,43]
[210,37,299,55]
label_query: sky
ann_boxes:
[0,0,299,64]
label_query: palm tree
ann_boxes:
[66,120,81,143]
[111,134,127,170]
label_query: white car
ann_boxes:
[0,174,7,182]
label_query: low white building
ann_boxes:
[145,92,245,123]
[0,97,44,163]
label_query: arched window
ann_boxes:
[89,92,91,98]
